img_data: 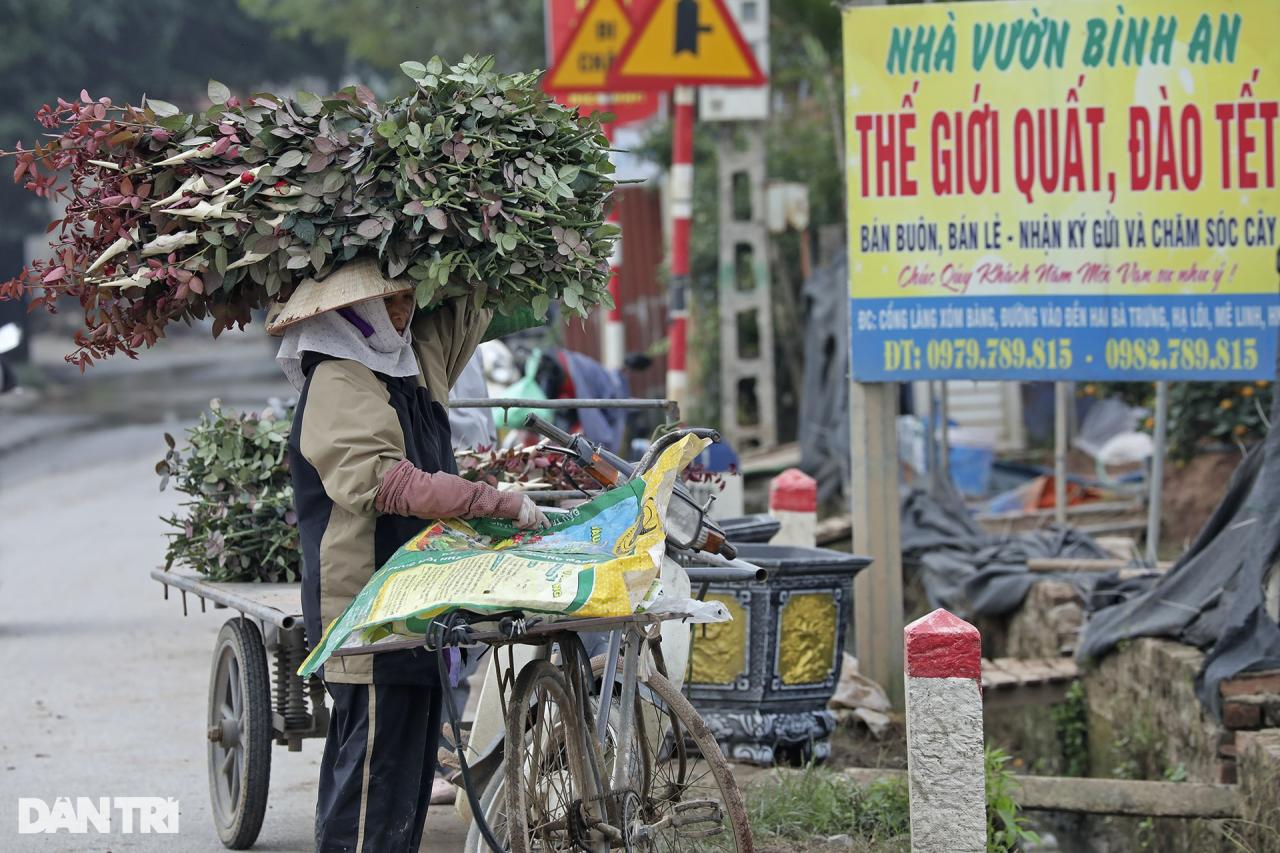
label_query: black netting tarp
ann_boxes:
[1077,394,1280,718]
[902,478,1111,617]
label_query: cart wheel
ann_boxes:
[208,617,272,849]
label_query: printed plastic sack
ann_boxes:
[299,434,710,677]
[492,348,552,429]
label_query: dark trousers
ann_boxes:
[317,682,443,853]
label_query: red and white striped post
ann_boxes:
[904,609,986,853]
[666,85,696,409]
[601,122,625,371]
[768,468,817,547]
[604,213,625,370]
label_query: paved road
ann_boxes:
[0,335,471,851]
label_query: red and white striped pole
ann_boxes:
[666,85,696,410]
[904,609,987,853]
[602,122,625,370]
[604,211,624,370]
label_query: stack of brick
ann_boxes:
[1081,639,1280,851]
[1218,669,1280,784]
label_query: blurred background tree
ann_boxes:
[0,0,335,353]
[237,0,545,84]
[0,0,335,242]
[1086,381,1273,461]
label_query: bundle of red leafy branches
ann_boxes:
[455,444,727,492]
[2,56,617,368]
[455,444,590,492]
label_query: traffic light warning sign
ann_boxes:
[544,0,634,92]
[608,0,766,90]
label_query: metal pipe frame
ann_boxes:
[609,628,642,794]
[524,490,605,502]
[595,629,624,744]
[150,568,297,630]
[1145,381,1169,566]
[329,612,677,657]
[447,398,680,419]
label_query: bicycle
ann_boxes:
[453,604,755,852]
[484,421,755,851]
[331,424,760,850]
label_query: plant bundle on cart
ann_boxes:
[157,399,300,583]
[1,56,618,367]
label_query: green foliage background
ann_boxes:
[744,747,1040,852]
[0,0,334,243]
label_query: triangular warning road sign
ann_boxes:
[607,0,766,90]
[545,0,635,93]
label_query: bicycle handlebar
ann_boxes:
[522,412,576,448]
[684,565,767,585]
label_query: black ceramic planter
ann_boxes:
[683,543,871,766]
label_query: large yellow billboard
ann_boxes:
[843,0,1279,380]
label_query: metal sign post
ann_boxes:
[607,0,767,409]
[1054,383,1069,527]
[667,86,696,408]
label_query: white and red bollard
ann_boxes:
[768,468,817,547]
[904,609,986,853]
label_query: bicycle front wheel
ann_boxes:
[630,672,754,851]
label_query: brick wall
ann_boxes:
[1082,638,1280,851]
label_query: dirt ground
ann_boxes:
[826,719,908,771]
[1159,449,1244,552]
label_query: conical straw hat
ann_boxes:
[265,258,413,336]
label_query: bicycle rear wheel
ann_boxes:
[467,694,638,853]
[504,660,600,852]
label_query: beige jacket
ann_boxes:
[292,298,493,684]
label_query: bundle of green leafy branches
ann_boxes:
[158,400,299,583]
[3,55,616,367]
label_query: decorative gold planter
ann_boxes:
[685,544,870,765]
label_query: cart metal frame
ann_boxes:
[152,567,328,848]
[152,567,330,746]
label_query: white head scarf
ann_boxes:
[275,296,418,391]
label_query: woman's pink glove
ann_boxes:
[376,460,524,520]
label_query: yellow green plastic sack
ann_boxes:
[299,434,708,677]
